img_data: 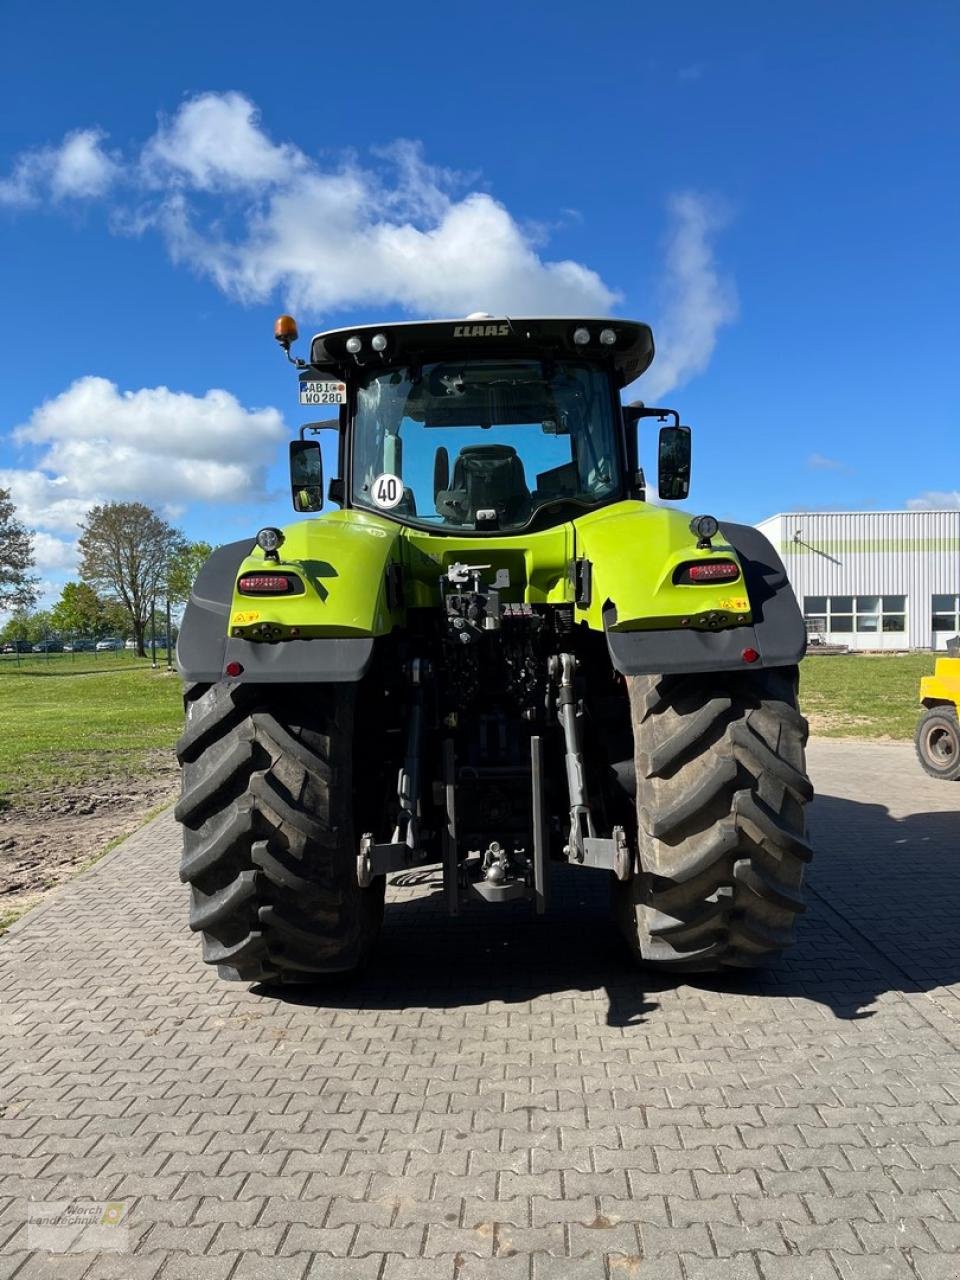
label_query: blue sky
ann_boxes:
[1,0,958,604]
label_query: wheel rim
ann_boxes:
[925,723,958,766]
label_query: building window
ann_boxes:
[881,596,906,632]
[804,594,906,634]
[933,594,960,632]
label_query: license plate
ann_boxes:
[299,380,347,406]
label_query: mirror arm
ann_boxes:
[627,404,680,428]
[299,419,339,440]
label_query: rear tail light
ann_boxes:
[674,560,741,584]
[237,573,303,595]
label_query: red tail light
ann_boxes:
[237,573,303,595]
[674,560,741,584]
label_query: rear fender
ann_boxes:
[601,521,807,676]
[177,512,403,683]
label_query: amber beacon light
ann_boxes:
[274,314,299,350]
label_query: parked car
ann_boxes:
[2,640,34,653]
[95,638,123,652]
[33,641,64,653]
[124,639,137,651]
[64,640,96,652]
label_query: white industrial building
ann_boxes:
[755,510,960,652]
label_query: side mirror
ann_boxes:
[433,446,449,498]
[658,425,691,500]
[290,440,324,512]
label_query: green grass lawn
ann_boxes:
[799,651,935,740]
[0,651,184,809]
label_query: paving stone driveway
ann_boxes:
[2,739,959,1280]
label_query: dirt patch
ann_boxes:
[806,710,900,739]
[0,750,178,930]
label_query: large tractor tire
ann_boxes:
[175,681,384,983]
[615,666,813,970]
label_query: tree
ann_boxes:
[167,541,214,607]
[100,600,131,639]
[50,581,104,638]
[0,610,32,644]
[19,610,54,645]
[0,488,39,613]
[78,502,185,657]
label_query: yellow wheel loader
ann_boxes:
[916,640,960,780]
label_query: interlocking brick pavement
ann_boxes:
[1,738,959,1279]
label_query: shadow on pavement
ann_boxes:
[263,791,960,1027]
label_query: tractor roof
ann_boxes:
[309,317,655,386]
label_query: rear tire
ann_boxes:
[175,681,384,983]
[915,705,960,781]
[614,666,813,971]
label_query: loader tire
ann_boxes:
[614,666,813,971]
[175,681,384,983]
[915,705,960,780]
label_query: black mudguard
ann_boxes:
[176,538,374,684]
[604,522,806,676]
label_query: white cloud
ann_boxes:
[3,378,287,550]
[166,180,619,317]
[0,468,93,534]
[31,531,79,574]
[140,96,618,316]
[807,452,852,472]
[639,193,738,401]
[141,92,305,191]
[906,490,960,510]
[0,128,119,206]
[51,129,120,199]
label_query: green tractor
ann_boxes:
[175,314,812,983]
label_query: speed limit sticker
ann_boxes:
[371,473,404,509]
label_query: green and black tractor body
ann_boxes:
[176,316,812,983]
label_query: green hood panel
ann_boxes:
[573,501,751,632]
[227,502,750,642]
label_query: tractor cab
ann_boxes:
[277,315,691,530]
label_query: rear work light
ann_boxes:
[237,573,303,595]
[674,560,741,585]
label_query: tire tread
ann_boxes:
[176,681,383,983]
[616,666,813,971]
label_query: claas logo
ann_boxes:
[452,323,510,337]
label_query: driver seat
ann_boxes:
[436,445,532,526]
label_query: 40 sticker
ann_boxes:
[370,473,404,509]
